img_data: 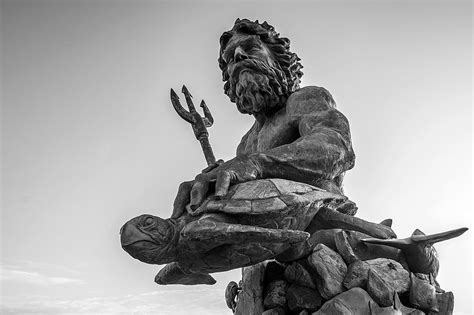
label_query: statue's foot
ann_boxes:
[155,262,216,285]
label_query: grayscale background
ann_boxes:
[1,0,472,314]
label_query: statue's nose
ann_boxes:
[234,46,249,62]
[120,222,144,247]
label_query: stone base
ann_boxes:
[228,231,456,315]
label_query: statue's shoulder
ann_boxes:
[286,86,337,117]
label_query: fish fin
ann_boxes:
[361,236,412,249]
[155,262,216,285]
[411,227,468,244]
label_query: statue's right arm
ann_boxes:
[172,86,355,215]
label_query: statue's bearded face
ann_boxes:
[222,33,286,115]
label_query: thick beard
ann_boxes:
[226,59,286,115]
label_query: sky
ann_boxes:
[1,0,472,314]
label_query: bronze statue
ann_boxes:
[171,19,355,220]
[120,19,393,278]
[119,21,467,313]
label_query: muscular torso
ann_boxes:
[234,86,354,195]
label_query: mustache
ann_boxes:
[228,59,284,85]
[228,59,285,98]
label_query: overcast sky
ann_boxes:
[1,0,472,314]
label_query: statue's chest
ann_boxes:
[238,115,298,154]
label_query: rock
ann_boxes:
[308,244,347,299]
[264,280,289,309]
[335,230,359,264]
[344,258,409,304]
[276,229,339,262]
[428,291,454,315]
[298,310,309,315]
[409,273,438,312]
[286,284,322,312]
[365,258,410,293]
[262,307,286,315]
[284,261,316,289]
[368,291,425,314]
[367,269,394,307]
[276,240,312,263]
[308,229,339,251]
[340,230,406,264]
[313,287,374,314]
[265,261,286,283]
[415,272,444,293]
[235,262,266,315]
[343,260,370,289]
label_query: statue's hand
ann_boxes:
[171,159,224,219]
[171,180,193,219]
[171,155,261,217]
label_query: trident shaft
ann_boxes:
[170,85,216,166]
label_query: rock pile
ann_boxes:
[229,227,459,315]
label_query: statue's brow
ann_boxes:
[223,36,260,57]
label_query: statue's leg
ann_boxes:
[308,207,396,239]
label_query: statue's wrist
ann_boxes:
[246,153,266,179]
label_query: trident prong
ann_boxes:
[181,85,197,113]
[170,89,193,124]
[170,85,216,166]
[200,100,214,127]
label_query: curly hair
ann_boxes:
[218,19,304,97]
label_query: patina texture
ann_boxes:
[120,18,468,314]
[121,178,350,283]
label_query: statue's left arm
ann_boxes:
[249,86,355,187]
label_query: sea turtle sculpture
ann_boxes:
[120,178,395,285]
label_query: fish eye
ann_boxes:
[143,216,155,227]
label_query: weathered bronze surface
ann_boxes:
[361,227,468,278]
[121,179,347,284]
[171,19,355,219]
[120,18,468,314]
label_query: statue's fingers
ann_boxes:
[189,177,210,210]
[201,165,214,173]
[172,180,193,218]
[215,171,232,198]
[201,159,225,174]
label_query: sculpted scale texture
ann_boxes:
[120,18,467,314]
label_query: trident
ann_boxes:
[170,85,216,166]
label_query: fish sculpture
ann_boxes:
[361,227,468,278]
